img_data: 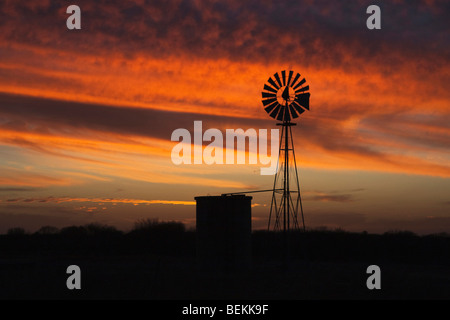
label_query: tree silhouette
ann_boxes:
[35,226,59,235]
[7,227,26,235]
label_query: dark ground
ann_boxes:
[0,226,449,300]
[1,255,449,300]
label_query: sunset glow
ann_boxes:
[0,0,449,234]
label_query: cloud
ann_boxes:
[0,91,449,181]
[0,168,74,188]
[1,196,196,206]
[304,190,357,203]
[0,0,448,190]
[2,0,447,65]
[0,187,40,192]
[0,92,272,142]
[360,113,450,151]
[309,194,354,203]
[1,1,448,116]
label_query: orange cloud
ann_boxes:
[0,169,74,188]
[0,0,448,188]
[0,196,196,206]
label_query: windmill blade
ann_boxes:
[262,97,277,106]
[293,78,306,90]
[276,106,285,121]
[295,85,309,93]
[264,101,278,113]
[262,91,277,99]
[290,73,301,88]
[263,84,278,94]
[269,104,281,119]
[292,101,306,115]
[281,70,286,86]
[294,93,310,110]
[268,77,280,90]
[286,71,294,86]
[274,72,283,88]
[289,104,299,118]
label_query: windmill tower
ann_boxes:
[261,71,310,237]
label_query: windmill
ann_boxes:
[261,70,310,236]
[218,70,310,264]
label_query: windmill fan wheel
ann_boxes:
[261,70,310,122]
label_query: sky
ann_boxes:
[0,0,449,234]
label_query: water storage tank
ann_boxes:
[195,195,252,270]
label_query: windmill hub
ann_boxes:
[279,86,294,104]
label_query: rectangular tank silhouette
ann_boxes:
[195,195,252,270]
